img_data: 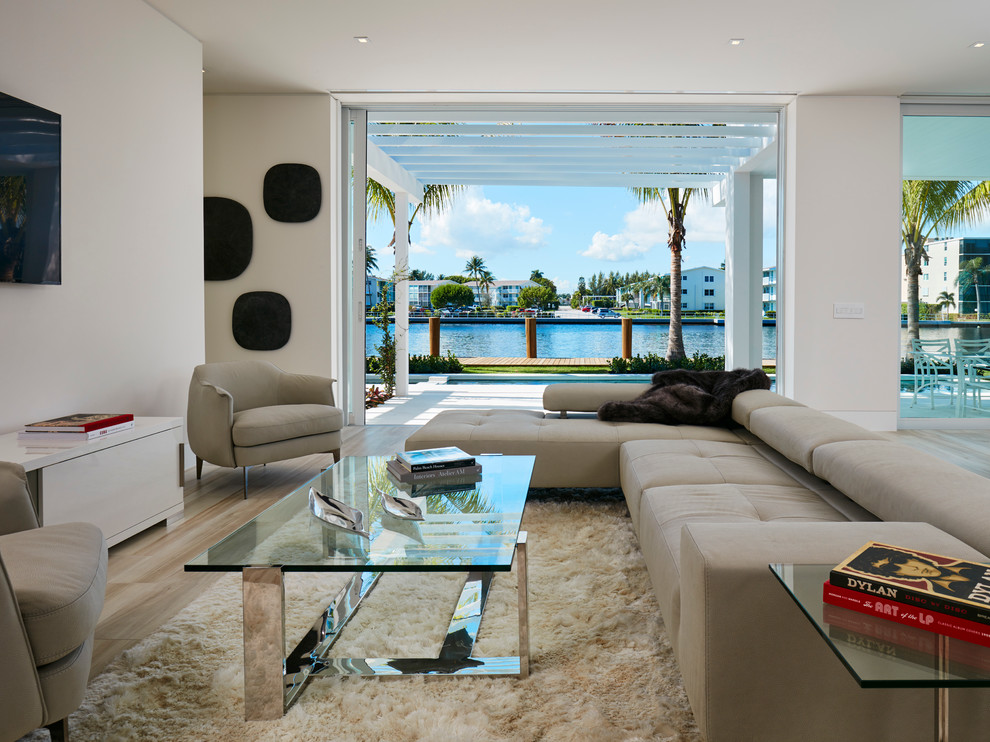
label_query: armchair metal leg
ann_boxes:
[243,467,251,499]
[196,456,203,480]
[45,718,68,742]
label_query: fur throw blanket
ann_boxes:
[597,368,771,426]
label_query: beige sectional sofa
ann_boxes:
[405,385,990,741]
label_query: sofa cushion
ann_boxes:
[636,483,850,654]
[542,382,651,413]
[405,409,745,488]
[731,389,805,428]
[232,404,343,447]
[0,522,107,665]
[748,405,885,473]
[813,439,990,556]
[619,439,799,531]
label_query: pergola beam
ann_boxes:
[369,123,777,138]
[366,141,424,204]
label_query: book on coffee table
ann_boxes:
[386,457,482,484]
[395,446,476,472]
[830,542,990,627]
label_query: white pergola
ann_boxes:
[364,109,779,395]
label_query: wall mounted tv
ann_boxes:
[0,91,61,285]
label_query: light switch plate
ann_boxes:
[833,302,865,319]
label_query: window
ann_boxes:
[681,289,687,295]
[944,257,948,266]
[683,275,688,280]
[704,275,714,282]
[681,302,687,309]
[944,272,948,281]
[704,289,715,296]
[704,302,715,310]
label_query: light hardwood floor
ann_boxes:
[90,424,990,678]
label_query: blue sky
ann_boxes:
[367,184,779,294]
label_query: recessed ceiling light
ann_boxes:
[354,36,369,43]
[729,38,744,46]
[971,42,986,48]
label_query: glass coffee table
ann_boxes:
[771,563,990,742]
[186,454,535,720]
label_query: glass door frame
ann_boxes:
[898,98,990,429]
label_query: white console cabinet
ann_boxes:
[0,417,184,547]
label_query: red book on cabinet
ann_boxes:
[23,413,134,433]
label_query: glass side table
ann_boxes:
[770,563,990,742]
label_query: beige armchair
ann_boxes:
[0,462,108,742]
[187,360,343,496]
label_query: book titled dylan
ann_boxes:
[23,413,134,433]
[830,541,990,627]
[395,446,476,472]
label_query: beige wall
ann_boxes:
[0,0,203,433]
[203,95,333,377]
[782,96,902,428]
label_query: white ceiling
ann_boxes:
[147,0,990,97]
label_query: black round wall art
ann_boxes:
[263,163,322,223]
[232,291,292,351]
[203,197,253,280]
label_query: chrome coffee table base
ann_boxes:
[242,531,530,720]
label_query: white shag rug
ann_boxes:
[43,496,701,741]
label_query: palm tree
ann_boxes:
[632,188,707,360]
[478,269,496,307]
[464,255,487,282]
[365,244,378,275]
[935,290,956,319]
[902,180,990,342]
[632,273,670,312]
[530,269,545,281]
[956,258,990,319]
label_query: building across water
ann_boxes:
[901,237,990,314]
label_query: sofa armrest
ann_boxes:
[677,520,989,742]
[542,382,650,415]
[276,373,336,407]
[0,463,39,536]
[0,555,44,740]
[186,379,236,467]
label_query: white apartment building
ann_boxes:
[679,266,725,312]
[900,238,990,314]
[406,279,538,308]
[763,266,777,314]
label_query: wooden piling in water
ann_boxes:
[525,317,537,358]
[429,317,440,356]
[621,317,632,359]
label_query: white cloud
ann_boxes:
[581,231,651,261]
[584,200,727,264]
[411,186,550,258]
[552,276,573,293]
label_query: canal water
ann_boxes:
[365,322,990,361]
[367,322,778,359]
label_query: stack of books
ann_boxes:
[824,541,990,648]
[386,446,482,486]
[18,413,135,448]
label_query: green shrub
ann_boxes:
[367,352,463,375]
[409,352,463,374]
[608,352,725,374]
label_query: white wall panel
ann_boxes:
[782,96,901,428]
[203,95,333,377]
[0,0,203,434]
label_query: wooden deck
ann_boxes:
[459,357,777,368]
[459,357,610,366]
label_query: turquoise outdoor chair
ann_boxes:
[910,338,953,408]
